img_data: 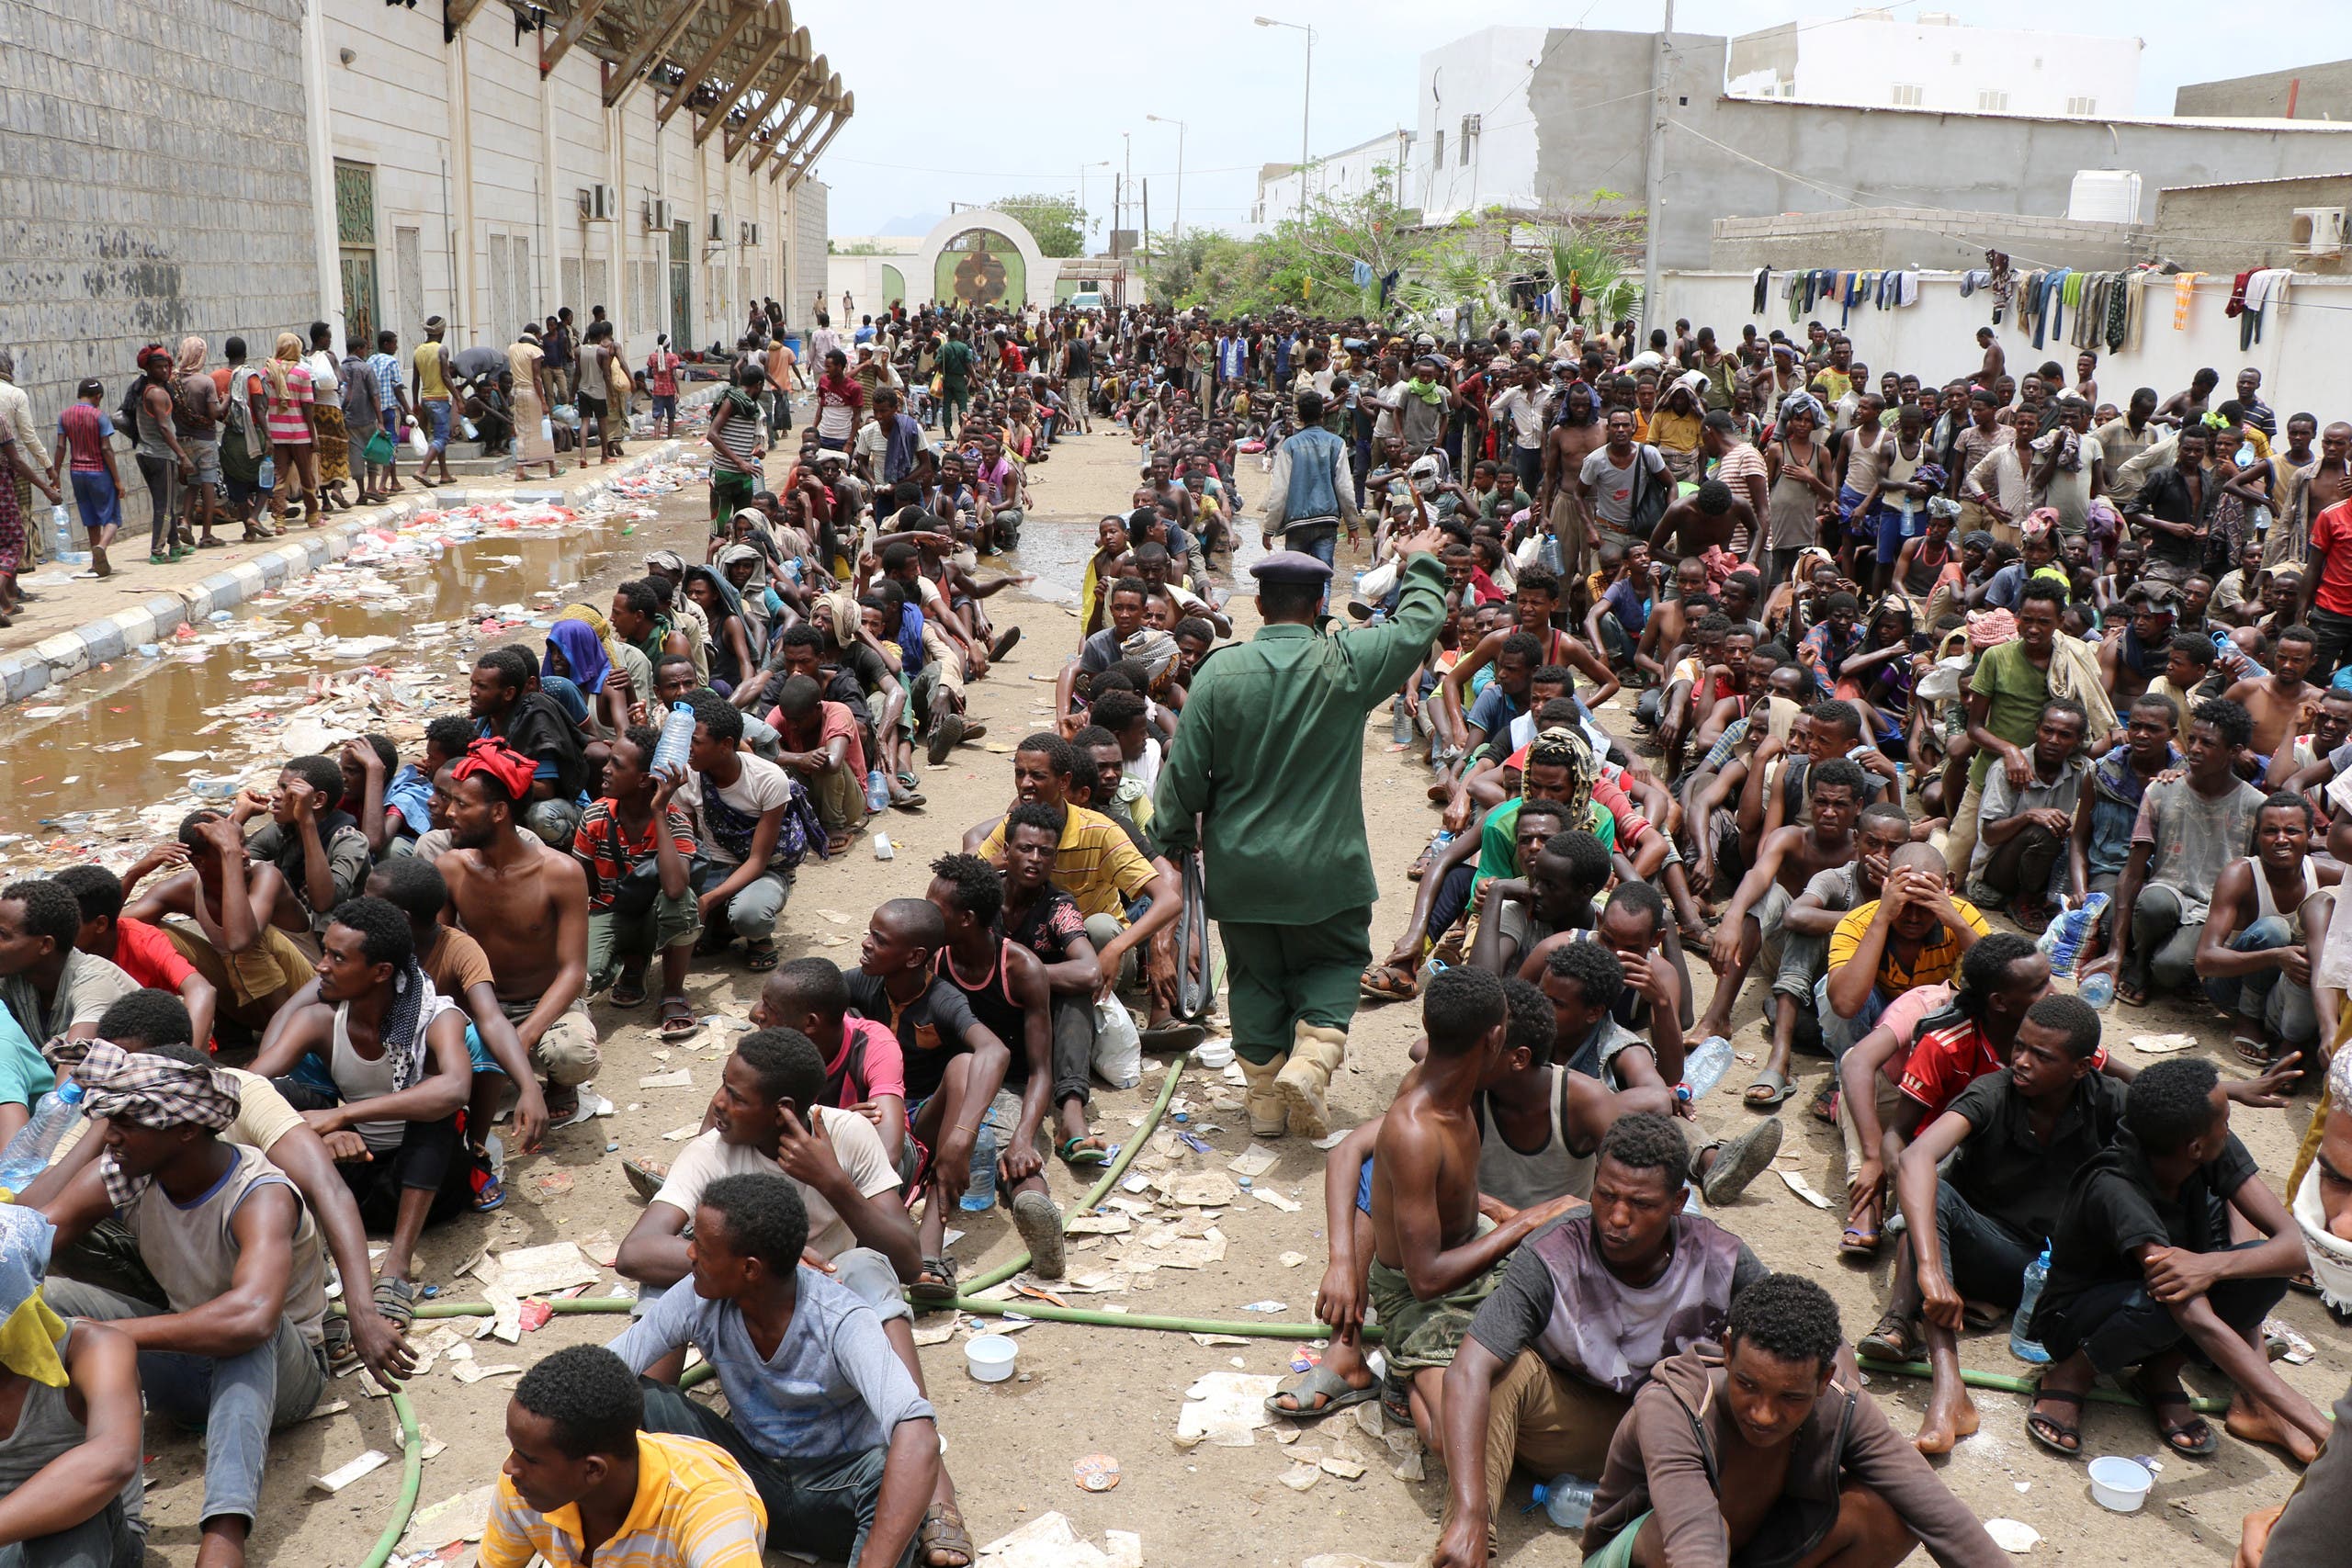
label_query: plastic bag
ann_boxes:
[407,423,429,457]
[1091,998,1142,1089]
[1357,558,1399,603]
[2034,892,2109,979]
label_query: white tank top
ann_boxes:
[1476,1069,1596,1212]
[2248,856,2323,940]
[332,1004,406,1154]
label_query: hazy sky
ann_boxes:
[795,0,2312,238]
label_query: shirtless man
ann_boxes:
[435,740,607,1127]
[1632,558,1714,694]
[1537,382,1607,579]
[1439,570,1617,752]
[1648,479,1754,570]
[1976,327,2005,389]
[1700,760,1867,1108]
[2222,624,2322,774]
[1368,968,1582,1442]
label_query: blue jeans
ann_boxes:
[0,1502,141,1568]
[2201,915,2320,1046]
[421,397,452,455]
[43,1280,325,1529]
[638,1380,915,1567]
[1815,974,1886,1061]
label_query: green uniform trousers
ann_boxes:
[1219,908,1373,1066]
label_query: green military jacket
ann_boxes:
[1151,553,1449,924]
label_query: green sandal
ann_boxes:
[1057,1135,1111,1168]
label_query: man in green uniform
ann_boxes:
[1153,531,1451,1138]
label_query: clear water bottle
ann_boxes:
[257,455,276,490]
[1393,699,1413,746]
[865,768,891,813]
[958,1119,1001,1212]
[0,1080,86,1199]
[650,702,696,774]
[2077,970,2116,1010]
[1530,1473,1596,1530]
[1682,1035,1735,1102]
[2010,1245,2052,1364]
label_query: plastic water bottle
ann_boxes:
[650,702,695,774]
[865,768,890,813]
[2077,970,2116,1010]
[1682,1035,1735,1102]
[2010,1246,2052,1364]
[257,455,276,491]
[1392,699,1413,746]
[1531,1473,1597,1530]
[0,1081,86,1199]
[959,1120,1001,1212]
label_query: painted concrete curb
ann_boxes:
[0,402,718,704]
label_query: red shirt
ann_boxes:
[1899,1015,2107,1122]
[110,918,195,992]
[2312,500,2352,618]
[825,1017,906,1108]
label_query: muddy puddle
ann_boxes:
[0,493,1221,860]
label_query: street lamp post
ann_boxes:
[1146,114,1186,244]
[1254,16,1314,228]
[1078,159,1109,252]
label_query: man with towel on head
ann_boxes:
[1153,530,1452,1139]
[37,1043,331,1568]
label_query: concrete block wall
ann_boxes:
[0,0,319,471]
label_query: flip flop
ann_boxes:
[2233,1033,2273,1067]
[2133,1378,2219,1457]
[1265,1363,1379,1421]
[1360,963,1419,1002]
[2025,1385,2087,1458]
[549,1089,614,1130]
[1838,1226,1881,1258]
[1743,1068,1792,1110]
[1057,1136,1112,1168]
[743,940,780,972]
[988,626,1022,661]
[1138,1022,1206,1052]
[910,1255,959,1306]
[1808,1083,1841,1127]
[658,998,700,1042]
[1962,1300,2007,1331]
[623,1157,669,1201]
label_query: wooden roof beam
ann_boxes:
[744,84,823,175]
[763,83,840,183]
[695,21,802,146]
[602,0,711,108]
[729,52,821,163]
[537,0,612,75]
[781,97,849,189]
[655,1,759,126]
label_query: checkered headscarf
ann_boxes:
[62,1042,242,1209]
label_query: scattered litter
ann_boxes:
[1279,1463,1322,1491]
[1251,1188,1302,1213]
[1159,1171,1240,1208]
[911,1317,962,1348]
[2266,1318,2317,1364]
[575,1228,619,1269]
[1227,1144,1279,1178]
[639,1068,695,1089]
[1238,1300,1289,1314]
[399,1483,500,1549]
[1984,1519,2041,1554]
[662,1122,704,1141]
[300,1398,352,1422]
[974,1512,1141,1568]
[474,1241,600,1298]
[1311,1129,1353,1150]
[1319,1454,1368,1480]
[2128,1032,2198,1055]
[1278,1250,1311,1269]
[530,1171,574,1198]
[311,1450,390,1494]
[1187,1332,1251,1348]
[1174,1371,1281,1448]
[1777,1169,1833,1209]
[1066,1212,1133,1235]
[451,1361,525,1384]
[1072,1454,1121,1492]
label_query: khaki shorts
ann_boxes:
[497,994,601,1088]
[164,917,312,1010]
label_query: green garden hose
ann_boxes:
[1857,1357,2231,1416]
[358,1391,424,1568]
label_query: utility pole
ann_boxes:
[1641,0,1673,336]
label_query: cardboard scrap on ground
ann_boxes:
[1174,1371,1281,1448]
[1777,1169,1834,1209]
[2129,1032,2198,1055]
[1065,1211,1133,1235]
[1250,1188,1302,1213]
[311,1450,390,1494]
[474,1241,601,1299]
[1226,1143,1279,1178]
[638,1068,694,1089]
[976,1512,1141,1568]
[1158,1170,1240,1208]
[400,1483,500,1549]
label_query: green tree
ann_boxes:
[989,193,1088,258]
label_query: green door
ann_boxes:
[670,220,694,349]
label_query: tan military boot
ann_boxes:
[1238,1053,1289,1138]
[1277,1022,1348,1140]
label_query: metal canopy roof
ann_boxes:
[454,0,850,186]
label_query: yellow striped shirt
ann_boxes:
[481,1430,767,1568]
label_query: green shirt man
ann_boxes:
[1153,536,1451,1139]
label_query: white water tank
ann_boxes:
[2066,170,2143,225]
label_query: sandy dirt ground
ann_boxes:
[121,422,2343,1568]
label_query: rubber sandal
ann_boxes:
[372,1277,418,1333]
[623,1157,669,1201]
[549,1088,614,1130]
[892,791,928,811]
[918,1500,975,1568]
[1012,1189,1066,1280]
[1700,1116,1781,1206]
[1838,1225,1882,1258]
[1265,1363,1379,1421]
[1057,1136,1112,1168]
[1808,1083,1840,1127]
[910,1255,959,1306]
[658,998,700,1042]
[1139,1022,1206,1052]
[1857,1313,1919,1362]
[1377,1371,1415,1425]
[2134,1378,2219,1457]
[2024,1385,2087,1458]
[743,939,780,972]
[1743,1068,1792,1110]
[472,1172,505,1212]
[609,974,648,1008]
[2233,1034,2274,1067]
[926,712,967,765]
[988,626,1022,661]
[1360,963,1419,1002]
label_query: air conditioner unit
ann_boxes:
[578,183,616,221]
[644,197,673,232]
[2293,206,2346,256]
[707,212,727,243]
[740,220,760,247]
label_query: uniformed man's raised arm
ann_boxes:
[1339,525,1453,704]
